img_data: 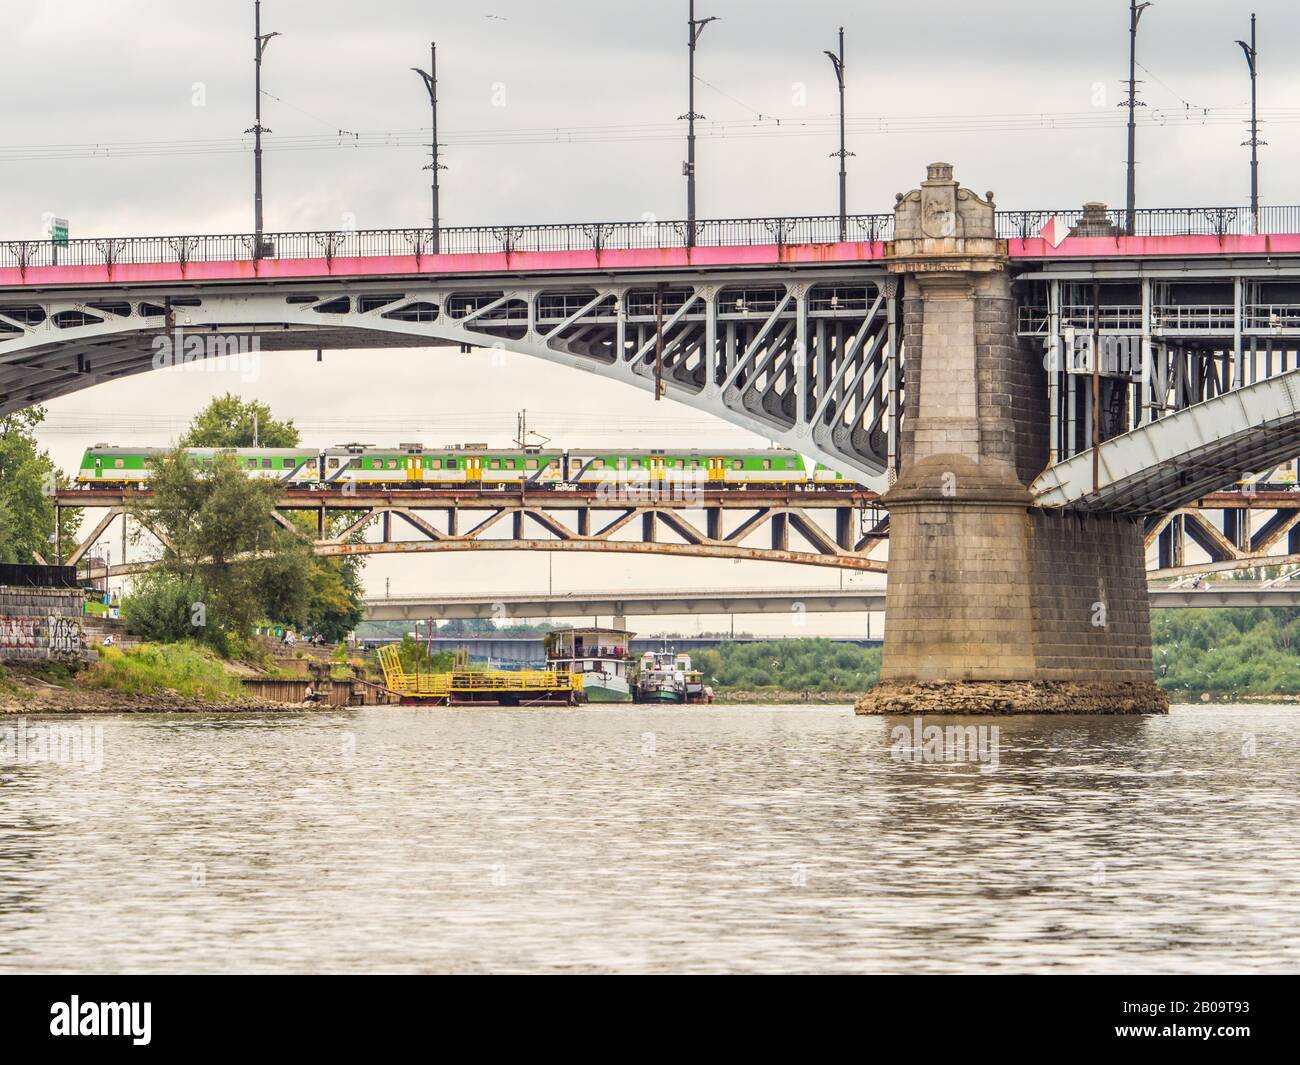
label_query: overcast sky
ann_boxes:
[9,0,1292,633]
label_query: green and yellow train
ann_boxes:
[76,444,857,489]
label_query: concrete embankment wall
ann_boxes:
[0,586,91,664]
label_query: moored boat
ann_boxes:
[544,626,635,703]
[633,649,712,704]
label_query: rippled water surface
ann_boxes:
[1,704,1297,973]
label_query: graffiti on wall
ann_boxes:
[0,618,40,649]
[48,616,82,656]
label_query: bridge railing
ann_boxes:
[996,205,1300,239]
[3,206,1298,272]
[0,213,897,271]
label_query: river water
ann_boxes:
[0,704,1296,973]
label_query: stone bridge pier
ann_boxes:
[856,164,1167,715]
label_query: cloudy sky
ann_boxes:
[9,0,1293,635]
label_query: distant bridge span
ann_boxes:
[360,581,1300,621]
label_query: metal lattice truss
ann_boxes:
[0,265,898,480]
[1018,268,1300,474]
[59,489,890,576]
[1146,492,1300,579]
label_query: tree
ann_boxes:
[307,557,365,643]
[0,408,82,564]
[164,395,365,643]
[179,393,300,448]
[126,450,307,650]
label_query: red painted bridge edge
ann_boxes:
[3,234,1300,289]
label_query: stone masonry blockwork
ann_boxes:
[861,161,1166,714]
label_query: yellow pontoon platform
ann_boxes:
[377,645,584,706]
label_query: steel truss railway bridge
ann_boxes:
[15,162,1300,711]
[58,486,889,576]
[52,484,1300,585]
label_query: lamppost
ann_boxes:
[1236,14,1262,235]
[681,1,718,247]
[1121,1,1151,236]
[412,42,447,253]
[247,0,280,255]
[824,27,853,242]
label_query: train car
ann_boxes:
[225,448,322,485]
[322,444,565,488]
[563,448,846,488]
[77,446,166,484]
[77,446,319,485]
[75,443,857,491]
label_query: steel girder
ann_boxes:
[59,487,890,576]
[0,267,897,480]
[1033,367,1300,513]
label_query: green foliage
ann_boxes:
[127,449,313,650]
[1152,607,1300,697]
[0,407,82,563]
[0,664,19,696]
[179,393,300,448]
[396,635,455,674]
[85,642,243,700]
[305,553,365,642]
[694,638,882,693]
[122,572,210,645]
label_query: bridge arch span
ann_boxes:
[0,266,896,480]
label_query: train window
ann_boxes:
[247,459,257,469]
[447,459,458,470]
[263,458,273,469]
[785,459,796,469]
[114,459,125,469]
[617,458,627,470]
[430,459,441,470]
[387,459,397,470]
[733,460,743,470]
[762,460,772,471]
[591,459,603,469]
[490,460,500,470]
[505,459,515,470]
[327,458,339,469]
[526,459,538,471]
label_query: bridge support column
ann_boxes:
[856,163,1166,715]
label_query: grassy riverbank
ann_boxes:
[83,643,244,701]
[0,642,295,713]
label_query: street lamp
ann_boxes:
[681,1,718,248]
[1121,1,1151,236]
[412,42,448,253]
[247,0,280,256]
[824,27,853,242]
[1236,14,1263,235]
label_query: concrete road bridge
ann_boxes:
[20,161,1300,711]
[362,581,1300,622]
